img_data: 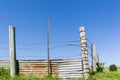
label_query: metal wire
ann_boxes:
[0,41,8,43]
[16,40,80,45]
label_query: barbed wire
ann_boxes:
[0,41,8,43]
[0,54,81,60]
[51,54,81,59]
[0,44,80,51]
[86,37,93,45]
[0,47,9,50]
[87,49,92,57]
[0,56,9,57]
[16,48,47,51]
[0,39,96,62]
[51,44,80,50]
[16,40,80,45]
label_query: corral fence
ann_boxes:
[57,58,82,78]
[0,58,83,78]
[0,26,98,79]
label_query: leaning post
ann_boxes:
[79,26,89,79]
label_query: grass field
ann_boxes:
[0,72,120,80]
[0,67,120,80]
[89,72,120,80]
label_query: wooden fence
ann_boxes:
[57,58,83,79]
[0,58,83,78]
[0,60,58,77]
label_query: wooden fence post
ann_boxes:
[79,26,89,79]
[92,44,97,72]
[9,26,16,77]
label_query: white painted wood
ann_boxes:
[57,58,83,79]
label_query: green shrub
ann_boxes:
[0,67,10,79]
[0,67,10,76]
[90,71,96,75]
[109,64,117,72]
[96,62,105,72]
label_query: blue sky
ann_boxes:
[0,0,120,67]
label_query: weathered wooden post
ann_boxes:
[9,26,16,77]
[79,26,89,79]
[47,18,50,76]
[91,44,97,72]
[97,54,99,63]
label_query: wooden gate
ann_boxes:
[57,58,83,79]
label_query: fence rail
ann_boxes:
[57,58,83,79]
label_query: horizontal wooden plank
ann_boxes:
[58,61,82,64]
[58,69,83,72]
[58,71,83,74]
[58,67,82,70]
[58,64,82,68]
[58,74,83,76]
[57,58,83,79]
[58,63,81,66]
[58,74,83,78]
[59,58,81,62]
[58,75,83,78]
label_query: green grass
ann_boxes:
[0,67,120,80]
[0,72,120,80]
[89,72,120,80]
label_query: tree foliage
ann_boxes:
[109,64,117,72]
[96,62,105,72]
